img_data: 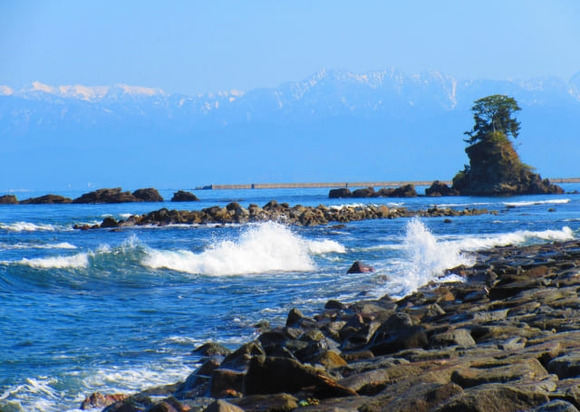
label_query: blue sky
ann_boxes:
[2,0,580,95]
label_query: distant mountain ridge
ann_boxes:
[1,69,579,191]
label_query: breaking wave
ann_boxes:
[142,221,345,276]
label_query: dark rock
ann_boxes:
[228,393,299,411]
[72,188,140,204]
[210,368,245,397]
[433,383,549,412]
[147,397,187,412]
[193,342,232,357]
[100,217,119,228]
[171,190,200,202]
[19,194,72,204]
[547,355,580,379]
[390,184,418,197]
[102,394,153,412]
[0,194,18,204]
[368,313,428,355]
[325,299,347,310]
[530,400,580,412]
[205,399,245,412]
[80,392,128,410]
[132,188,163,202]
[352,187,376,198]
[243,356,357,398]
[347,261,374,274]
[329,188,352,198]
[426,181,460,197]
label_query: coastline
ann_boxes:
[85,238,580,412]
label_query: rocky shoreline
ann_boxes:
[78,201,494,229]
[79,238,580,412]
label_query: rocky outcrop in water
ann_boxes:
[171,190,200,202]
[19,194,72,204]
[329,184,418,199]
[452,132,564,196]
[0,195,18,204]
[90,239,580,411]
[79,201,492,229]
[72,187,164,204]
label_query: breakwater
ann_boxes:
[196,181,451,190]
[197,177,580,190]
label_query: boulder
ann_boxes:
[433,383,549,412]
[132,188,163,202]
[19,194,72,204]
[171,190,199,202]
[243,356,357,398]
[329,188,352,199]
[347,261,375,274]
[205,400,245,412]
[80,392,128,410]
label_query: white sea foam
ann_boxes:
[8,253,89,269]
[503,198,571,207]
[0,242,77,250]
[0,221,68,232]
[143,221,342,275]
[449,226,575,251]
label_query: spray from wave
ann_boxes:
[142,221,344,276]
[385,218,473,297]
[385,219,576,298]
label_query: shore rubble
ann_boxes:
[80,238,580,411]
[77,201,493,230]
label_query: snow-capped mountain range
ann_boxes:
[1,69,579,191]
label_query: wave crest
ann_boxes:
[143,222,343,276]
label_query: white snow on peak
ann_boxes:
[15,82,166,101]
[0,85,13,95]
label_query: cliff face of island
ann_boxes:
[452,131,564,196]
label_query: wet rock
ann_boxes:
[80,392,127,410]
[193,342,232,357]
[347,261,374,274]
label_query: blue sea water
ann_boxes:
[1,185,580,411]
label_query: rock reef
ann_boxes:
[86,239,580,411]
[80,201,492,230]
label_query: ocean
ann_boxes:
[1,185,580,411]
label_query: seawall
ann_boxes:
[197,177,580,190]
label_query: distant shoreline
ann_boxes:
[197,177,580,190]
